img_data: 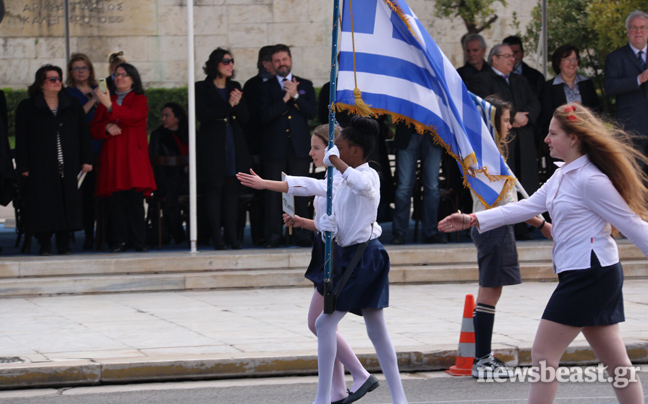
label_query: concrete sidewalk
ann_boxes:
[0,280,646,389]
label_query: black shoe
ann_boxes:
[342,375,379,404]
[39,239,52,256]
[135,246,149,252]
[332,398,346,404]
[111,243,127,253]
[213,241,227,250]
[390,234,405,245]
[83,239,94,250]
[230,242,242,250]
[423,232,448,244]
[58,246,72,255]
[264,234,282,248]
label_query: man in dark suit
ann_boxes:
[503,36,545,96]
[469,44,541,196]
[259,44,317,248]
[605,10,648,152]
[457,34,489,85]
[243,45,275,246]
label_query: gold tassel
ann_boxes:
[353,88,373,117]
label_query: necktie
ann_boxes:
[638,51,647,70]
[502,74,510,84]
[282,77,288,90]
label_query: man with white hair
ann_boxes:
[457,34,489,85]
[469,44,541,197]
[605,10,648,147]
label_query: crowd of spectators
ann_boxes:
[1,9,648,255]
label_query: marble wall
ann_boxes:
[0,0,536,89]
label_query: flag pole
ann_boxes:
[187,0,198,254]
[324,0,341,289]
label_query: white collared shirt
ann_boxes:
[276,73,294,90]
[475,155,648,273]
[331,163,382,247]
[285,170,341,231]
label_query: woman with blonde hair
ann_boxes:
[238,124,375,404]
[440,103,647,403]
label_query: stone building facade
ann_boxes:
[0,0,536,89]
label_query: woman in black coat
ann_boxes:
[540,45,601,176]
[195,48,251,250]
[15,65,93,255]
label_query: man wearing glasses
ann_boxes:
[469,43,541,208]
[605,10,648,148]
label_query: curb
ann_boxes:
[1,342,647,390]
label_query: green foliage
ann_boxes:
[3,89,29,138]
[523,0,648,113]
[145,87,188,132]
[434,0,507,34]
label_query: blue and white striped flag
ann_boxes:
[336,0,515,208]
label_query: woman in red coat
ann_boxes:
[91,63,156,252]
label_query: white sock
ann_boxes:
[312,310,347,404]
[308,290,349,401]
[362,308,408,404]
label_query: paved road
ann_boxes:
[0,368,645,404]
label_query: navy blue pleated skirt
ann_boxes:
[304,234,343,295]
[542,251,625,327]
[333,239,390,316]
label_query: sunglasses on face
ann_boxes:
[72,66,89,72]
[221,58,234,65]
[46,76,62,83]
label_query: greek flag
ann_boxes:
[335,0,515,207]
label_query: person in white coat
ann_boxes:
[439,103,647,404]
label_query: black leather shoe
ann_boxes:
[83,240,94,250]
[343,375,379,404]
[390,234,405,245]
[135,246,149,252]
[423,232,448,244]
[111,243,127,253]
[39,239,52,256]
[332,398,347,404]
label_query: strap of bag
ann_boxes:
[332,224,373,298]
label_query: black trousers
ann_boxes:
[108,189,146,248]
[201,176,238,247]
[81,169,97,242]
[262,145,311,243]
[36,231,70,252]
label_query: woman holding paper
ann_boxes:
[15,64,93,255]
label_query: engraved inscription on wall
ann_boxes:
[0,0,156,37]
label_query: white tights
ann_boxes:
[313,307,408,404]
[308,290,371,402]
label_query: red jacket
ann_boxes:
[90,92,156,197]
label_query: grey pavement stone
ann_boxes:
[0,280,645,389]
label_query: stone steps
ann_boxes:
[0,241,645,297]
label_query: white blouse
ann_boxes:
[475,154,648,273]
[331,163,382,247]
[285,170,341,232]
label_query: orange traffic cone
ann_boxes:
[446,294,476,376]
